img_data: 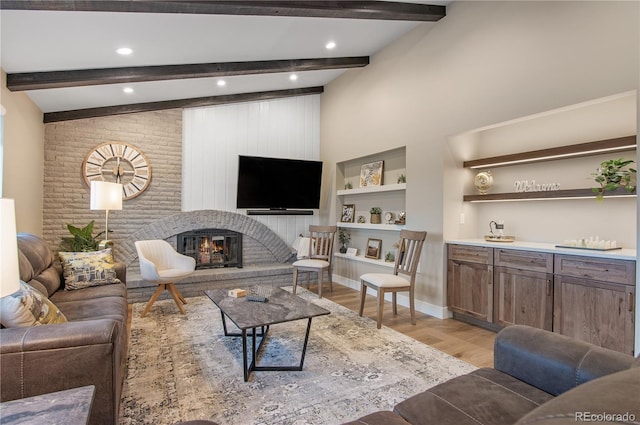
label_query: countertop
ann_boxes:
[447,239,637,261]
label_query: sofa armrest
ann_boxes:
[0,319,125,425]
[114,261,127,283]
[494,325,635,396]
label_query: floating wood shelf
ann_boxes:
[463,135,636,169]
[464,187,636,202]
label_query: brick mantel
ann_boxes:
[120,210,294,267]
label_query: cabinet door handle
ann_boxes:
[629,292,634,312]
[488,266,493,284]
[546,279,552,297]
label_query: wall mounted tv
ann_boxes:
[236,155,323,215]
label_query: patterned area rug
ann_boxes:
[120,287,476,425]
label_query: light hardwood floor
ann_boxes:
[321,283,496,368]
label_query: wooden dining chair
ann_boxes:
[292,225,337,298]
[359,229,427,329]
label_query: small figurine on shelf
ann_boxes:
[338,229,350,253]
[395,211,406,225]
[397,173,406,184]
[344,181,353,190]
[385,251,395,262]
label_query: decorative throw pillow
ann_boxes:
[0,281,67,327]
[58,248,121,290]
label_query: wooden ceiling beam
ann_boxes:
[7,57,369,91]
[0,1,446,22]
[43,86,324,123]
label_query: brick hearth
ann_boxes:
[121,210,298,303]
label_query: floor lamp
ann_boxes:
[1,198,21,299]
[90,181,123,250]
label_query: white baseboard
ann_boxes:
[332,274,451,320]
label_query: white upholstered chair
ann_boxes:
[292,225,337,298]
[359,229,427,329]
[135,240,196,317]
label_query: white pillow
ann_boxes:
[0,281,67,327]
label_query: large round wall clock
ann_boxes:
[82,142,152,200]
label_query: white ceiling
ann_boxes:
[0,2,447,115]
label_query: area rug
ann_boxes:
[120,287,476,425]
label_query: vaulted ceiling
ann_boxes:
[0,1,447,122]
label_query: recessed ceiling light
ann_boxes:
[217,80,226,87]
[123,87,134,94]
[325,41,336,50]
[116,47,133,55]
[289,74,298,81]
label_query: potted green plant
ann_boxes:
[59,221,103,252]
[338,229,350,253]
[385,251,395,262]
[591,158,637,200]
[370,207,382,224]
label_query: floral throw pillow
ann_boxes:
[58,248,121,290]
[0,281,67,327]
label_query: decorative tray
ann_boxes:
[555,245,622,251]
[484,235,516,242]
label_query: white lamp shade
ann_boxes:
[90,181,123,211]
[0,198,21,297]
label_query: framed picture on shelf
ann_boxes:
[360,160,384,188]
[365,238,382,259]
[340,204,355,222]
[346,247,357,256]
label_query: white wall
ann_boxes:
[321,1,639,315]
[182,95,322,247]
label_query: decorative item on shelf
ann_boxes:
[397,173,406,184]
[556,236,621,251]
[395,211,406,225]
[474,170,493,195]
[384,251,395,262]
[338,229,350,254]
[360,160,384,188]
[591,158,637,201]
[346,247,358,256]
[357,215,366,224]
[344,181,353,190]
[370,207,382,224]
[385,211,395,224]
[340,204,355,223]
[365,238,382,259]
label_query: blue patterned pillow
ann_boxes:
[58,249,121,290]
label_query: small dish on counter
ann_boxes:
[484,235,516,242]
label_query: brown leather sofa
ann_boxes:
[343,325,639,425]
[0,233,128,425]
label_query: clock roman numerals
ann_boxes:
[82,142,152,200]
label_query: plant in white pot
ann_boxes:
[370,207,382,224]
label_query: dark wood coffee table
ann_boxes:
[205,287,330,381]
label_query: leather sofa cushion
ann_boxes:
[17,234,62,297]
[54,296,128,323]
[393,368,553,425]
[51,282,126,304]
[341,411,412,425]
[515,367,640,425]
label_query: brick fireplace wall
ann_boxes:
[43,109,183,260]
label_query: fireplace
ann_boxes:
[177,229,242,269]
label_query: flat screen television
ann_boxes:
[236,155,323,211]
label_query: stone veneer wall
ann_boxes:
[42,109,183,261]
